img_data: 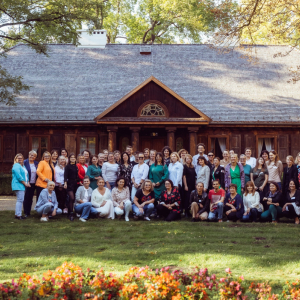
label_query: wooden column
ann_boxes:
[166,127,176,152]
[107,126,118,152]
[188,127,199,156]
[130,127,141,152]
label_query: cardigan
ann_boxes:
[224,163,245,189]
[189,190,209,215]
[224,193,244,219]
[36,160,55,188]
[196,165,211,190]
[283,190,300,206]
[11,163,28,191]
[282,164,299,195]
[77,163,86,184]
[211,165,225,189]
[243,191,263,212]
[24,159,39,183]
[35,188,58,210]
[64,164,79,183]
[91,188,112,208]
[86,164,102,190]
[75,185,93,206]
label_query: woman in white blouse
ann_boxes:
[242,181,263,222]
[111,176,132,221]
[168,152,183,189]
[102,153,119,190]
[91,177,114,219]
[54,156,68,213]
[196,156,210,192]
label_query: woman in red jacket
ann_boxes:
[77,154,87,185]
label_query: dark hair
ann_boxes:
[214,157,220,161]
[269,181,280,192]
[229,183,237,191]
[51,149,59,155]
[68,153,76,164]
[212,179,220,184]
[90,154,98,164]
[83,176,90,182]
[61,148,68,156]
[254,157,266,172]
[144,148,150,152]
[134,151,140,155]
[126,145,132,149]
[197,143,206,150]
[115,176,127,188]
[165,179,174,189]
[208,151,214,155]
[162,146,172,157]
[155,152,164,166]
[197,156,207,165]
[113,150,121,155]
[81,149,91,157]
[121,152,130,164]
[260,150,269,159]
[289,180,297,191]
[245,147,252,152]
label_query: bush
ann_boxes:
[0,173,13,195]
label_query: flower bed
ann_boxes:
[0,262,297,299]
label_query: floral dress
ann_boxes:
[117,163,133,189]
[159,188,181,214]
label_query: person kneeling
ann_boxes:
[112,177,132,222]
[34,181,62,221]
[91,177,115,219]
[132,179,155,221]
[208,180,225,222]
[75,176,98,222]
[157,179,181,222]
[190,182,209,222]
[224,184,244,222]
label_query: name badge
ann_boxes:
[292,197,295,200]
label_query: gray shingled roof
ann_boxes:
[1,43,300,124]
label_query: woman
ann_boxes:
[36,151,55,201]
[103,149,109,162]
[211,157,225,189]
[225,154,245,196]
[61,148,68,164]
[162,146,172,167]
[12,153,30,220]
[260,150,269,163]
[266,150,283,191]
[282,155,299,195]
[102,152,119,190]
[240,154,251,184]
[98,153,105,169]
[282,180,300,224]
[23,150,38,217]
[82,149,91,166]
[242,181,263,222]
[51,150,59,167]
[55,156,67,213]
[149,152,169,203]
[117,152,133,190]
[132,179,155,220]
[295,152,300,188]
[86,155,102,190]
[220,150,230,168]
[183,154,197,216]
[144,148,150,164]
[111,177,132,221]
[260,182,282,223]
[224,184,244,222]
[91,177,115,219]
[190,182,209,222]
[157,179,181,222]
[196,156,210,192]
[114,150,121,165]
[64,153,79,221]
[147,150,156,167]
[178,149,188,164]
[168,152,183,189]
[77,154,87,185]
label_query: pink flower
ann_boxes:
[220,278,225,283]
[225,268,231,273]
[211,274,216,280]
[240,275,244,280]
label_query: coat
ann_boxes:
[34,188,58,210]
[11,163,28,191]
[36,160,55,188]
[24,159,39,183]
[211,165,225,189]
[224,163,245,189]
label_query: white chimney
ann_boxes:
[77,29,107,48]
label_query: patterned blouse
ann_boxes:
[111,186,130,207]
[159,188,181,213]
[117,163,133,188]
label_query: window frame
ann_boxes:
[77,134,98,155]
[29,135,50,160]
[137,100,169,118]
[208,135,229,155]
[256,135,278,156]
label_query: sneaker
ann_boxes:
[144,217,150,221]
[79,217,87,222]
[15,215,25,220]
[218,219,223,223]
[40,217,48,222]
[125,216,129,222]
[76,214,81,218]
[63,208,68,214]
[150,213,156,217]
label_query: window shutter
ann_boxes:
[3,134,15,162]
[51,134,63,152]
[17,134,28,158]
[278,134,289,163]
[197,135,208,150]
[229,134,241,155]
[244,134,256,157]
[291,133,300,158]
[65,134,76,155]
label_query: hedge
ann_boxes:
[0,173,13,195]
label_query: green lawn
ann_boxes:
[1,211,300,289]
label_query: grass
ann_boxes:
[1,211,300,289]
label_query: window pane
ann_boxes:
[32,137,39,154]
[41,137,48,156]
[88,137,96,155]
[80,137,87,154]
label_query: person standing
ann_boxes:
[54,156,67,213]
[82,150,91,166]
[240,154,251,184]
[260,150,269,163]
[295,152,300,188]
[117,152,133,190]
[211,157,225,189]
[61,148,69,164]
[190,182,209,222]
[207,151,215,166]
[23,150,38,217]
[77,154,87,185]
[178,149,188,164]
[98,153,105,170]
[126,145,135,162]
[162,146,172,167]
[196,156,211,192]
[245,148,256,168]
[168,152,184,189]
[103,149,109,162]
[220,150,231,168]
[86,155,102,190]
[102,152,119,190]
[147,150,156,167]
[51,150,59,167]
[114,150,121,165]
[144,148,150,164]
[224,184,244,222]
[207,180,225,222]
[282,156,299,195]
[12,153,30,220]
[266,150,283,191]
[192,143,208,171]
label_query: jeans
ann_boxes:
[74,202,93,220]
[36,203,62,216]
[23,184,36,215]
[242,208,261,222]
[15,190,25,217]
[132,203,154,218]
[131,186,138,202]
[105,182,116,191]
[208,202,224,221]
[260,204,283,221]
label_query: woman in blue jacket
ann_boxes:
[12,153,30,220]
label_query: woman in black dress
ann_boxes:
[162,146,172,167]
[183,154,196,217]
[117,152,133,191]
[211,157,225,189]
[64,153,79,221]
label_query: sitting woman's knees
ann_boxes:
[148,203,154,209]
[217,202,224,207]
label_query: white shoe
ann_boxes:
[40,217,48,222]
[79,217,86,222]
[63,208,68,214]
[144,217,150,221]
[76,214,81,218]
[125,216,129,222]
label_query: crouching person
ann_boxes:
[208,180,225,222]
[224,184,244,222]
[34,181,62,221]
[91,177,115,219]
[75,176,98,222]
[190,182,209,222]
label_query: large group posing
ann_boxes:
[11,144,300,224]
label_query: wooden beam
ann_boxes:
[188,127,199,156]
[130,127,141,152]
[107,126,118,152]
[166,127,176,152]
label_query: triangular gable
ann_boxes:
[95,76,211,124]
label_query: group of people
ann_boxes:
[11,143,300,224]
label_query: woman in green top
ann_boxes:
[149,152,169,200]
[86,155,102,190]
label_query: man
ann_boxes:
[190,182,209,222]
[114,150,121,165]
[34,181,62,221]
[75,176,98,222]
[131,151,140,166]
[192,143,208,174]
[245,148,256,168]
[126,145,135,162]
[207,180,225,222]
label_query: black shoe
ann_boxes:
[69,213,74,221]
[15,216,25,220]
[24,214,30,218]
[192,218,197,222]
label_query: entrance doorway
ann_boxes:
[140,137,166,152]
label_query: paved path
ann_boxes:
[0,196,36,211]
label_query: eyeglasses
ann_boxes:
[139,157,144,159]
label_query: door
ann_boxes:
[140,137,166,152]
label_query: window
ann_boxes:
[30,136,49,159]
[140,103,166,116]
[208,136,229,158]
[176,137,184,152]
[257,137,276,156]
[80,137,96,154]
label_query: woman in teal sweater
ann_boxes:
[86,155,102,190]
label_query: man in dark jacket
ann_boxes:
[190,182,209,222]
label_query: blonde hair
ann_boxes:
[14,153,24,165]
[184,154,194,168]
[231,153,238,160]
[170,152,180,162]
[42,151,53,165]
[178,149,188,158]
[286,155,295,164]
[295,152,300,164]
[141,179,154,192]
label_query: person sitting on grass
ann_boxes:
[224,184,244,222]
[190,182,209,222]
[208,180,225,222]
[75,176,98,222]
[35,181,62,221]
[132,179,155,221]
